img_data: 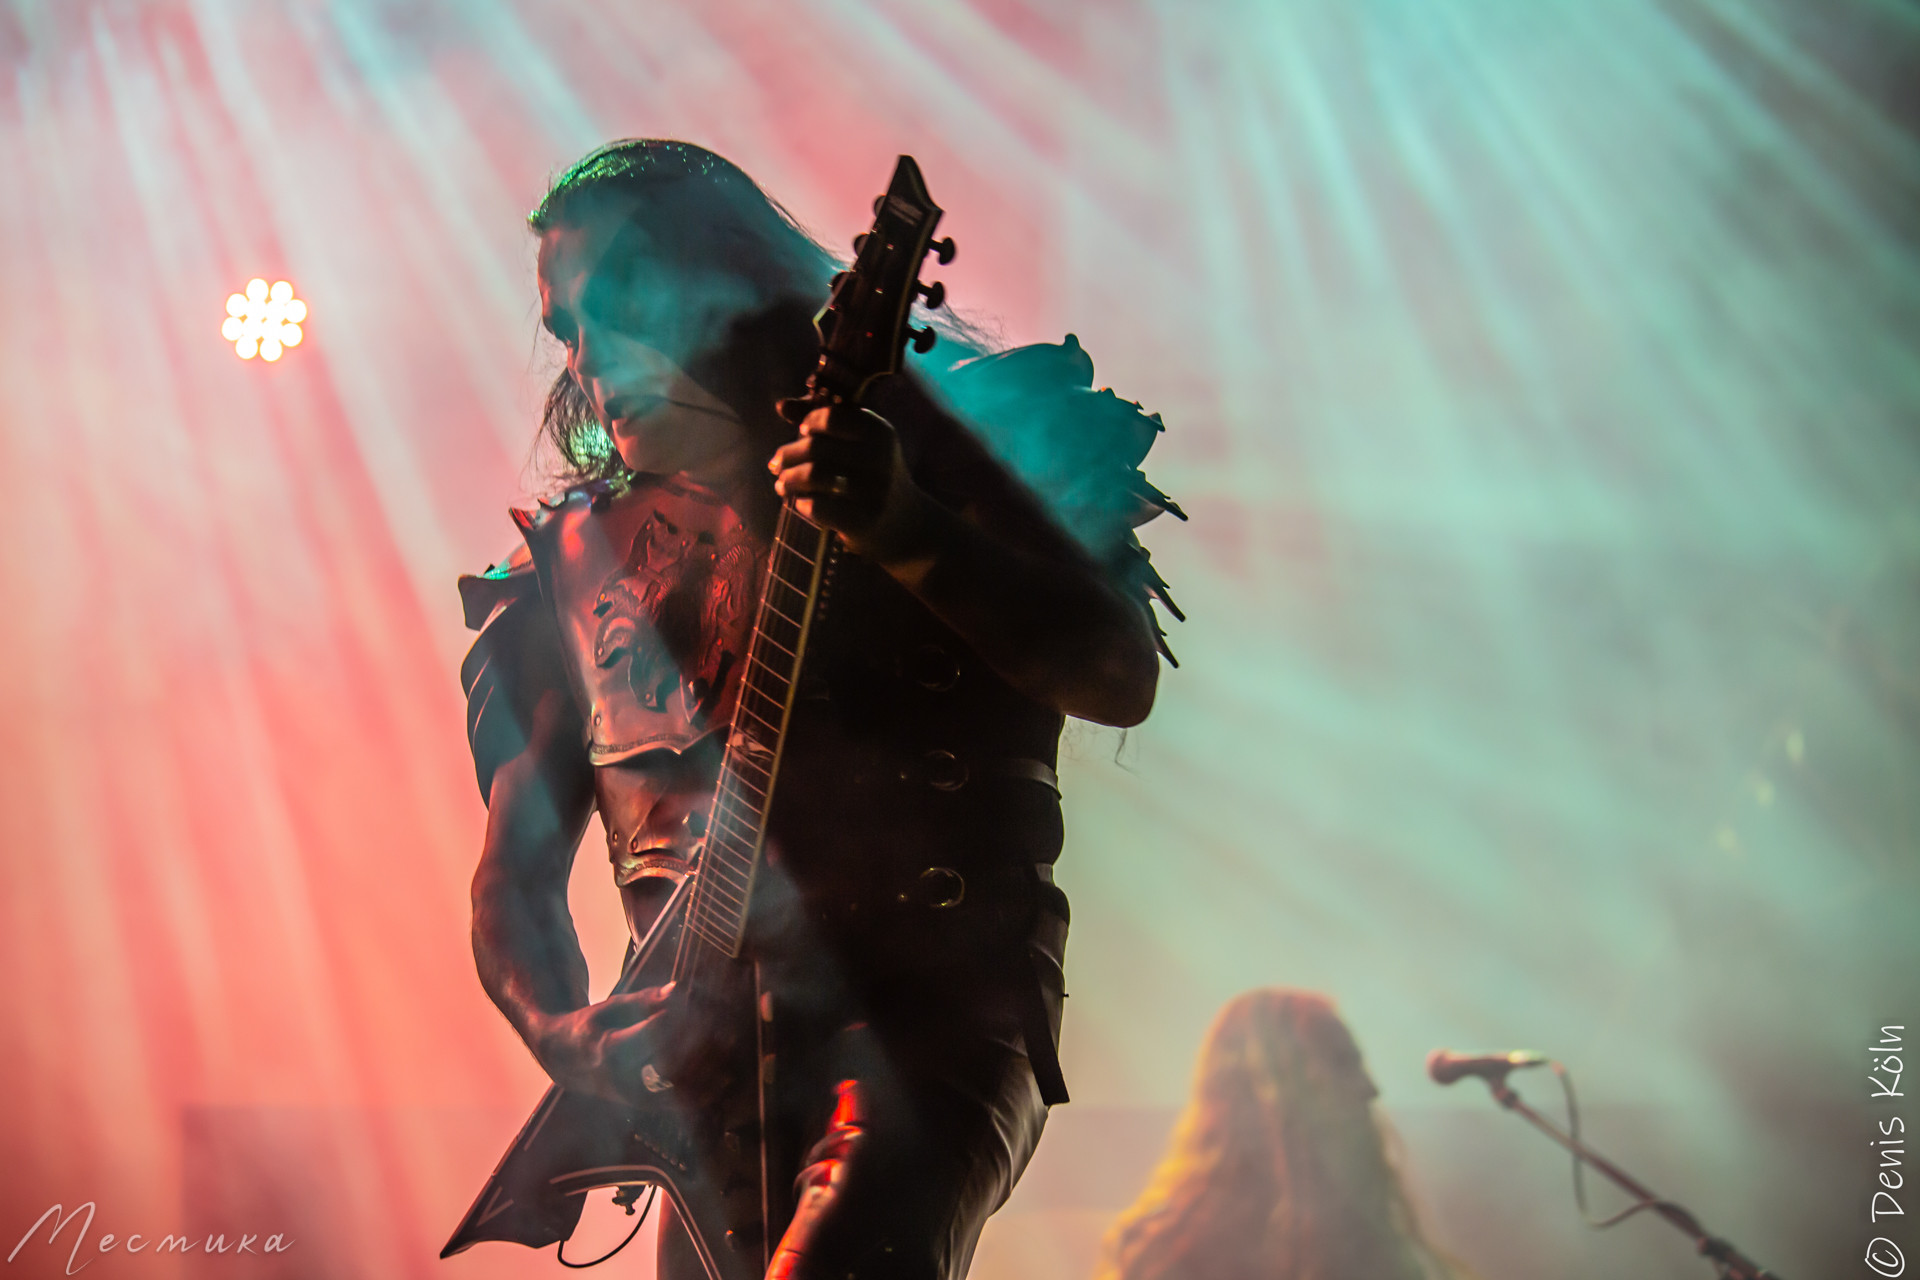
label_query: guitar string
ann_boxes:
[682,512,827,950]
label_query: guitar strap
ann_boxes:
[1017,953,1070,1106]
[1016,864,1071,1107]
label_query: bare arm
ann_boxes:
[771,404,1161,727]
[469,682,597,1051]
[469,678,687,1104]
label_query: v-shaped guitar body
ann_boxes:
[441,880,774,1280]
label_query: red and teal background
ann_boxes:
[1,1,1914,1276]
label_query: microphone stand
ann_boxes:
[1478,1070,1782,1280]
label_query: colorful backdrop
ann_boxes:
[2,1,1915,1276]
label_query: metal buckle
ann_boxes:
[918,866,966,909]
[924,750,969,791]
[908,643,961,692]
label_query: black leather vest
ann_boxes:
[463,471,1067,906]
[764,545,1067,909]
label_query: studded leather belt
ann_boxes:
[897,752,1059,795]
[891,859,1056,910]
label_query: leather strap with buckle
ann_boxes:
[898,866,967,909]
[899,752,1060,795]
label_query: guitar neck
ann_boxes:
[672,153,945,978]
[677,502,832,968]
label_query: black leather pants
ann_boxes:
[657,877,1066,1280]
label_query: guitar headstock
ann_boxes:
[809,155,954,405]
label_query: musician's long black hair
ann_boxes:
[526,139,833,479]
[526,140,839,484]
[527,139,1003,490]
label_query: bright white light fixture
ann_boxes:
[222,278,306,361]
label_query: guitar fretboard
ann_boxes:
[679,503,832,963]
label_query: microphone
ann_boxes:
[1427,1048,1548,1086]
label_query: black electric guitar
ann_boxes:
[441,156,954,1279]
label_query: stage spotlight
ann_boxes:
[223,278,306,361]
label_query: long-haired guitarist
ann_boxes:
[457,139,1178,1280]
[1093,990,1476,1280]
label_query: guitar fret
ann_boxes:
[758,602,802,634]
[772,539,816,569]
[690,903,739,940]
[698,879,746,916]
[727,736,772,771]
[753,633,799,664]
[741,674,788,706]
[755,631,796,660]
[768,561,813,590]
[702,878,744,906]
[705,847,752,878]
[740,686,784,720]
[767,569,811,596]
[740,683,790,718]
[706,826,756,866]
[703,862,750,896]
[709,856,754,891]
[696,886,745,921]
[704,812,753,850]
[749,644,796,672]
[720,768,770,805]
[712,845,754,875]
[717,784,766,821]
[755,621,799,655]
[709,796,754,834]
[719,766,767,798]
[690,918,728,946]
[693,880,742,915]
[696,921,740,952]
[715,792,764,827]
[761,581,805,613]
[741,660,787,690]
[699,852,742,887]
[706,850,751,884]
[747,651,794,684]
[696,882,745,915]
[699,860,747,897]
[707,809,757,851]
[736,702,780,737]
[714,784,764,823]
[744,654,792,684]
[687,917,734,952]
[703,861,751,896]
[700,869,748,903]
[743,663,789,696]
[727,744,772,771]
[710,802,752,840]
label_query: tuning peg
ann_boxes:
[873,195,885,215]
[929,236,956,264]
[916,280,946,310]
[829,271,850,291]
[853,233,870,255]
[908,325,938,354]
